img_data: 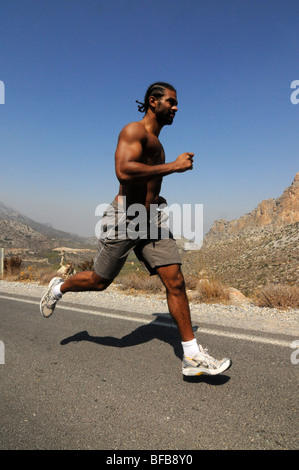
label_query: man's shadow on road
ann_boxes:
[60,313,230,385]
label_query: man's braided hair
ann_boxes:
[136,82,176,113]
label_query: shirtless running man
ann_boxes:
[40,82,232,377]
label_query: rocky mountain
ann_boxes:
[182,172,299,294]
[205,172,299,241]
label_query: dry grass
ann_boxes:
[254,284,299,309]
[3,266,59,285]
[1,256,95,286]
[35,268,60,285]
[2,255,59,285]
[116,273,164,293]
[75,258,94,271]
[2,255,298,309]
[116,271,230,304]
[117,272,202,295]
[183,274,200,291]
[4,256,23,275]
[192,278,230,304]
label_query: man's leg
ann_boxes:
[60,271,112,293]
[40,222,130,318]
[40,271,111,318]
[155,264,194,342]
[156,264,232,376]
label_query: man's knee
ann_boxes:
[159,267,185,294]
[169,273,185,293]
[91,271,111,291]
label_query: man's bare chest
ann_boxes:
[143,135,165,165]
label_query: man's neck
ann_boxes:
[140,113,163,137]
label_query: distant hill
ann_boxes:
[0,201,94,252]
[0,201,86,240]
[182,172,299,293]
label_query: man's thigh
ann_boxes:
[93,238,136,280]
[134,237,182,276]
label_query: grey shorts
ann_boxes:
[93,200,182,280]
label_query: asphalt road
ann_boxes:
[0,293,298,451]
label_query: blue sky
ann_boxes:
[1,0,298,237]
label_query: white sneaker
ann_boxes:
[182,344,232,376]
[40,277,63,318]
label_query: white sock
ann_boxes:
[181,338,200,358]
[52,283,63,299]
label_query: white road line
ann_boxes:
[0,294,293,348]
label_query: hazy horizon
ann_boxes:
[1,169,296,238]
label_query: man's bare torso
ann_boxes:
[115,121,165,210]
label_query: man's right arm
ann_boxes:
[115,123,194,184]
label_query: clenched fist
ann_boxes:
[174,152,194,173]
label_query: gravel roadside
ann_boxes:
[0,280,298,336]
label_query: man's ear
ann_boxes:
[148,95,158,110]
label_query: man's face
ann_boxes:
[155,89,178,126]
